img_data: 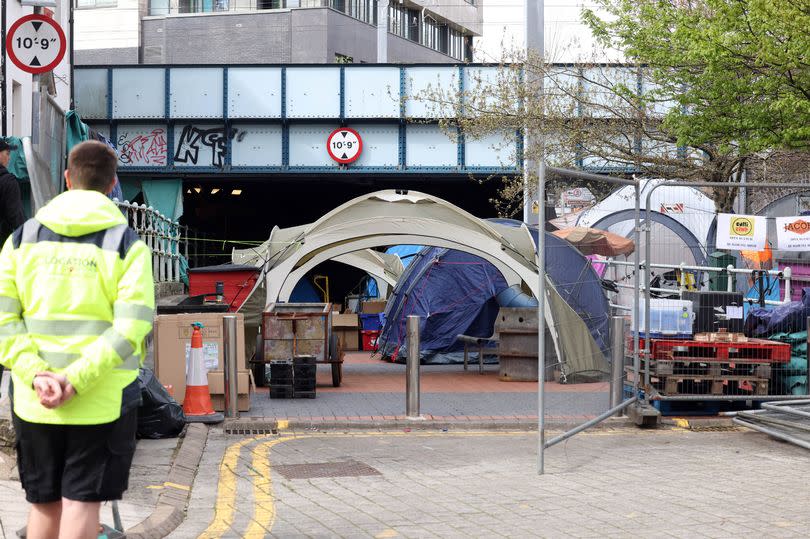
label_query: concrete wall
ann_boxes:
[75,47,140,65]
[74,0,142,54]
[324,10,377,63]
[139,8,452,64]
[143,11,295,63]
[387,34,453,63]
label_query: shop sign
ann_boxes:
[777,216,810,251]
[716,213,766,250]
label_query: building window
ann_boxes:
[76,0,117,8]
[422,16,436,49]
[388,3,406,37]
[330,0,377,24]
[448,27,464,60]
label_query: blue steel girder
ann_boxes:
[76,63,657,177]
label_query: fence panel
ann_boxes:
[636,182,810,410]
[539,167,642,473]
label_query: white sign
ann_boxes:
[185,342,219,371]
[563,188,594,204]
[5,14,66,75]
[776,216,810,251]
[716,213,766,251]
[326,127,362,164]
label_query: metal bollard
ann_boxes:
[406,315,423,419]
[223,315,240,418]
[609,316,626,416]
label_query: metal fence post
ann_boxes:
[223,315,240,418]
[610,316,626,416]
[406,315,422,419]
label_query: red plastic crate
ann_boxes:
[361,330,380,352]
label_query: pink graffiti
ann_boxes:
[118,129,167,166]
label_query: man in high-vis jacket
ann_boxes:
[0,141,154,539]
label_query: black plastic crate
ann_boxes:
[293,355,317,365]
[269,385,293,399]
[268,360,293,385]
[293,390,316,399]
[293,364,316,378]
[294,380,316,392]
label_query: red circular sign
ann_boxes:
[6,14,67,75]
[327,127,363,165]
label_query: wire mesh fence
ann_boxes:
[625,182,810,406]
[539,168,642,472]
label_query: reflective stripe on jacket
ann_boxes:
[0,189,155,425]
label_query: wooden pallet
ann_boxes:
[647,358,772,379]
[655,375,769,396]
[631,337,791,363]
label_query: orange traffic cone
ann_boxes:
[183,323,223,424]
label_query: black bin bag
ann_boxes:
[137,367,186,439]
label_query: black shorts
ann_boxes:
[13,408,137,504]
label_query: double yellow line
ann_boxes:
[198,435,291,538]
[197,428,664,538]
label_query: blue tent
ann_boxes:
[379,222,610,365]
[364,245,424,298]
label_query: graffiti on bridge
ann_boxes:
[173,125,238,167]
[118,129,167,166]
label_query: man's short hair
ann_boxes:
[67,141,117,192]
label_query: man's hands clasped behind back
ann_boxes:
[32,372,76,409]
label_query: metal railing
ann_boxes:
[604,259,794,307]
[115,200,184,283]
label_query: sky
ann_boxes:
[474,0,622,63]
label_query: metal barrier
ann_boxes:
[114,200,183,283]
[538,166,644,474]
[640,181,810,405]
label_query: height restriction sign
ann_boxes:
[327,127,363,165]
[5,14,67,75]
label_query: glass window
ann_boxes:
[407,8,419,41]
[388,2,409,38]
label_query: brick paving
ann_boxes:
[169,426,810,538]
[249,352,609,423]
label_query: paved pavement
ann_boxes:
[248,353,610,423]
[168,425,810,538]
[5,352,808,538]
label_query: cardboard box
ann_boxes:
[332,313,359,351]
[332,313,358,327]
[207,370,253,412]
[154,312,246,404]
[335,329,359,351]
[361,300,386,314]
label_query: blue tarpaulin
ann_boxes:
[745,288,810,337]
[379,221,610,364]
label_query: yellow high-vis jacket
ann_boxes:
[0,189,154,425]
